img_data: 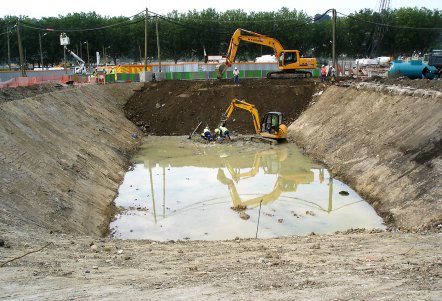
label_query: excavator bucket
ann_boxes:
[216,63,228,79]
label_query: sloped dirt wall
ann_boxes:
[289,83,442,230]
[0,83,142,235]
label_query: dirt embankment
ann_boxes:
[124,79,316,135]
[0,83,142,236]
[289,82,442,230]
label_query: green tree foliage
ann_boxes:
[0,6,441,68]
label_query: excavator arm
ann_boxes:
[225,29,285,67]
[218,28,285,78]
[222,98,261,134]
[217,28,316,79]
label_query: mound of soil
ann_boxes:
[124,79,316,136]
[0,82,70,103]
[362,76,442,91]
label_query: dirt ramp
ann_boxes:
[289,83,442,230]
[0,83,142,235]
[125,79,315,135]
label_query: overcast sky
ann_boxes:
[1,0,440,19]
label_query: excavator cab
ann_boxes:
[261,112,283,135]
[279,51,298,67]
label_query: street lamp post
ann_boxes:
[39,32,47,69]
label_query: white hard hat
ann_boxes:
[234,67,237,70]
[322,65,325,67]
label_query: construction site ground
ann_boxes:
[0,79,441,300]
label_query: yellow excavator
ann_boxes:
[221,98,288,143]
[217,28,317,79]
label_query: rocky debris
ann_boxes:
[231,204,247,211]
[239,212,250,220]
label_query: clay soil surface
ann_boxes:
[1,228,441,301]
[124,79,316,135]
[0,79,441,300]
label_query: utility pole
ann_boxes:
[59,33,70,74]
[16,21,26,77]
[332,8,337,73]
[144,7,148,71]
[156,16,161,72]
[7,26,11,70]
[85,41,89,71]
[64,46,67,74]
[39,32,44,69]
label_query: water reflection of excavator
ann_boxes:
[221,98,288,143]
[217,148,315,208]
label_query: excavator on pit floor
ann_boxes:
[216,28,317,79]
[221,98,288,144]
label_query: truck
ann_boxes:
[428,49,442,71]
[217,28,317,79]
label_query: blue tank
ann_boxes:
[388,60,437,79]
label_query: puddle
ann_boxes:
[110,137,385,241]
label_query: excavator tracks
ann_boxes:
[266,71,313,79]
[250,136,278,145]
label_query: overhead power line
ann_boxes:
[19,10,146,32]
[7,8,441,35]
[0,25,16,36]
[147,8,334,36]
[337,11,442,30]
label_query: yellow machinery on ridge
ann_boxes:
[217,28,317,79]
[221,98,288,143]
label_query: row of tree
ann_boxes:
[0,7,441,69]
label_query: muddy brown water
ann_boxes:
[110,136,385,241]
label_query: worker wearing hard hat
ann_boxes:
[201,126,213,141]
[214,126,231,141]
[233,67,240,86]
[219,125,231,140]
